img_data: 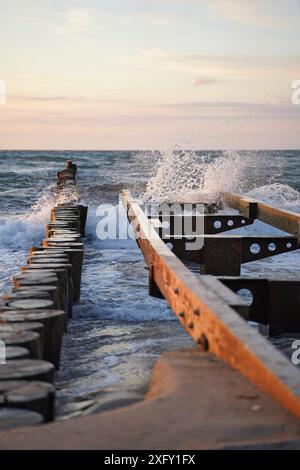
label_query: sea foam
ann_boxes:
[0,192,54,249]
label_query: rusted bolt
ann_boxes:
[196,334,209,351]
[179,312,185,318]
[194,308,201,316]
[188,322,194,329]
[173,288,179,294]
[200,334,209,352]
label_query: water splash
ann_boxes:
[86,202,136,249]
[0,191,55,249]
[246,183,300,213]
[145,149,281,203]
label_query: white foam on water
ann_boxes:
[0,248,25,294]
[0,192,54,249]
[86,202,136,250]
[145,147,300,223]
[80,203,175,322]
[0,191,56,293]
[76,297,174,322]
[246,183,300,213]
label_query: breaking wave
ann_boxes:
[246,183,300,213]
[145,148,300,218]
[0,192,54,249]
[145,149,285,204]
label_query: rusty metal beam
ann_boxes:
[149,262,248,318]
[121,190,300,421]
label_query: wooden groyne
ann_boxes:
[121,190,300,421]
[1,186,300,449]
[0,160,87,429]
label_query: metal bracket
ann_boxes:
[150,214,253,237]
[162,235,299,276]
[218,277,300,336]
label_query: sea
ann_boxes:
[0,149,299,419]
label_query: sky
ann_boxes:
[0,0,299,150]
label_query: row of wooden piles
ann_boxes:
[0,160,87,429]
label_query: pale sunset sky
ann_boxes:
[0,0,299,150]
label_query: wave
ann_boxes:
[145,149,283,203]
[0,192,54,249]
[74,298,174,322]
[86,202,136,250]
[246,183,300,213]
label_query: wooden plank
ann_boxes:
[121,190,300,420]
[223,192,300,241]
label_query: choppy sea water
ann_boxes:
[0,150,299,419]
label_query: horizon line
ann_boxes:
[0,148,299,152]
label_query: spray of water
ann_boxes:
[145,150,255,203]
[246,183,300,213]
[144,148,299,211]
[0,192,55,249]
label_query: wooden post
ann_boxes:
[0,408,43,430]
[0,381,55,422]
[0,310,65,369]
[0,331,42,359]
[0,160,87,427]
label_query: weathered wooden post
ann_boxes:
[0,160,87,427]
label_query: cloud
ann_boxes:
[150,101,297,112]
[11,95,136,105]
[193,77,216,87]
[1,98,300,150]
[25,96,87,102]
[123,48,300,81]
[207,0,286,28]
[54,8,92,36]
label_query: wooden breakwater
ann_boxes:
[0,160,87,429]
[121,190,300,421]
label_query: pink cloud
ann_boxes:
[193,77,216,87]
